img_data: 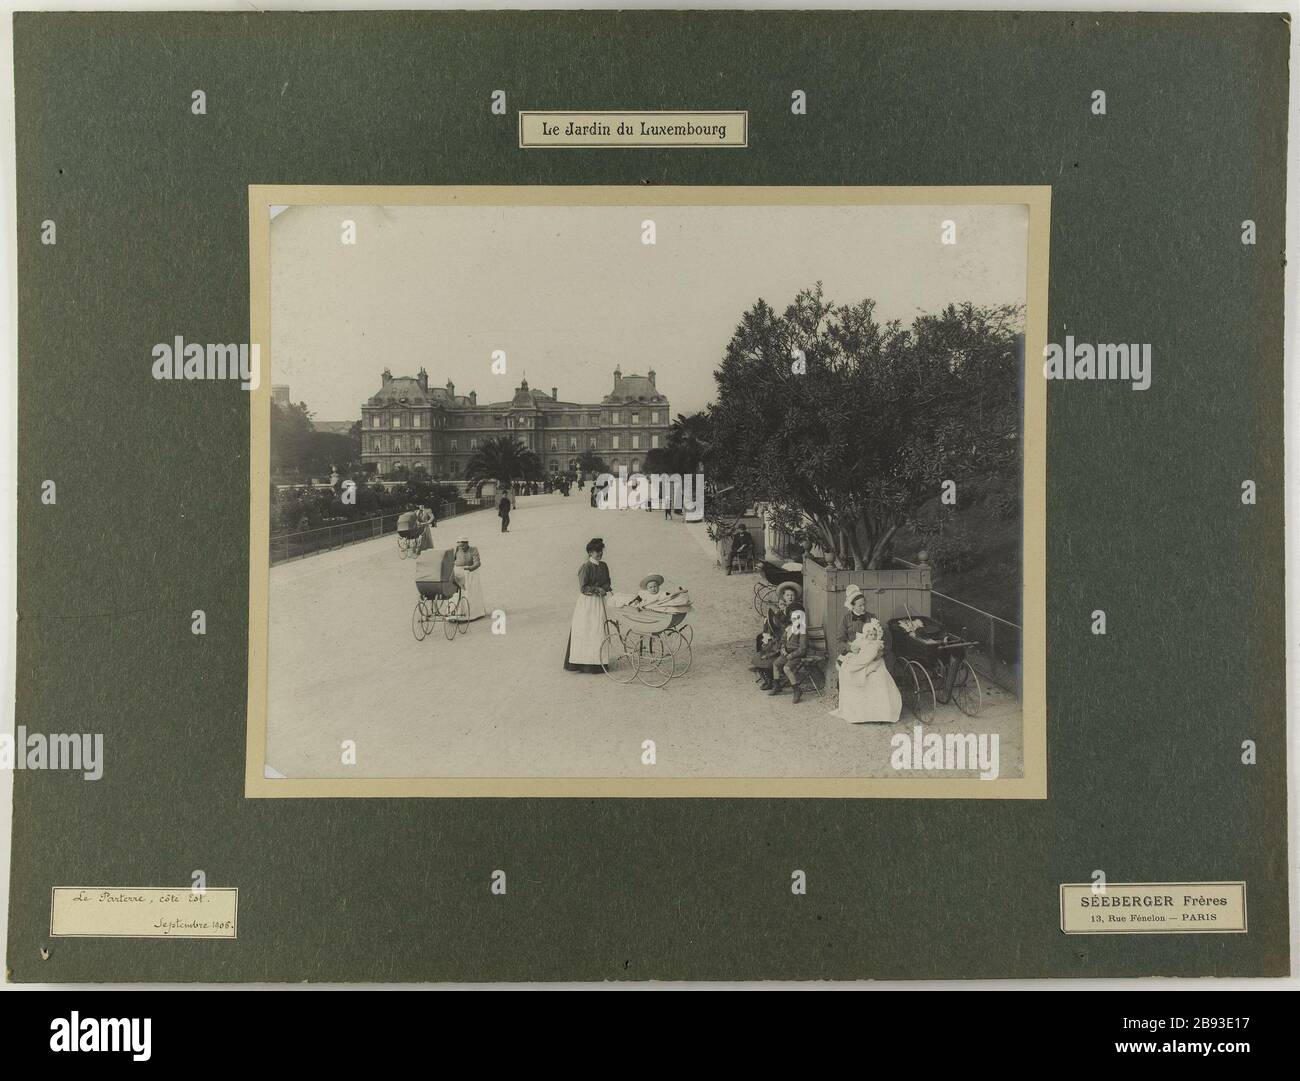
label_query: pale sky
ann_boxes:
[269,202,1029,421]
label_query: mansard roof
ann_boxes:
[367,372,666,412]
[603,373,665,403]
[367,377,430,405]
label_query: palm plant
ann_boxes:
[463,436,540,494]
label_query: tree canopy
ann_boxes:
[705,285,1023,569]
[271,400,360,480]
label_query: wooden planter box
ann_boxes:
[803,559,932,691]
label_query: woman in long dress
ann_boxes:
[450,535,487,621]
[830,615,902,724]
[563,538,611,673]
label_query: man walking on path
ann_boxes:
[498,492,512,533]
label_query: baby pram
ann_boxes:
[395,511,419,558]
[411,548,468,641]
[888,614,982,718]
[600,588,693,688]
[753,558,802,614]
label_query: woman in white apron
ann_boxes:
[450,535,487,621]
[563,538,611,673]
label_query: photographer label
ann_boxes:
[1060,882,1246,934]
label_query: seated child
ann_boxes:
[629,574,664,607]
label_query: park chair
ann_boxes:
[727,551,756,574]
[795,627,829,699]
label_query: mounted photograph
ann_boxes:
[246,186,1048,797]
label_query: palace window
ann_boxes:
[631,435,640,450]
[611,411,620,424]
[612,435,620,450]
[569,437,577,450]
[413,438,422,452]
[652,434,660,449]
[450,440,457,452]
[470,438,478,450]
[550,439,557,451]
[370,416,379,428]
[589,437,597,449]
[651,411,659,423]
[631,412,639,424]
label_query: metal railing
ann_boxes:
[926,590,1022,697]
[269,499,493,564]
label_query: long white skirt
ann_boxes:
[567,594,608,665]
[453,566,487,620]
[831,646,902,724]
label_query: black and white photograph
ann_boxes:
[247,187,1047,796]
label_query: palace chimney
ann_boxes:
[648,369,656,386]
[417,367,428,392]
[468,390,477,405]
[381,368,392,385]
[446,378,455,397]
[552,386,558,400]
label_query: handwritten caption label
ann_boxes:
[50,887,239,939]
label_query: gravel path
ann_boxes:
[265,493,1023,779]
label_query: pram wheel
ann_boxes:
[600,631,636,684]
[626,632,670,688]
[411,599,432,641]
[952,659,982,716]
[635,652,671,688]
[444,592,469,638]
[894,657,935,722]
[437,593,459,639]
[661,628,693,678]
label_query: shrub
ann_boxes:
[925,530,978,574]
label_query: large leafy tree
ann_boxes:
[706,285,1023,569]
[576,448,609,477]
[463,436,541,493]
[644,411,710,477]
[270,401,315,478]
[270,400,360,479]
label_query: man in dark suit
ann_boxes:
[726,524,755,574]
[498,492,511,533]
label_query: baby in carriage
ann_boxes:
[629,574,689,610]
[629,574,664,607]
